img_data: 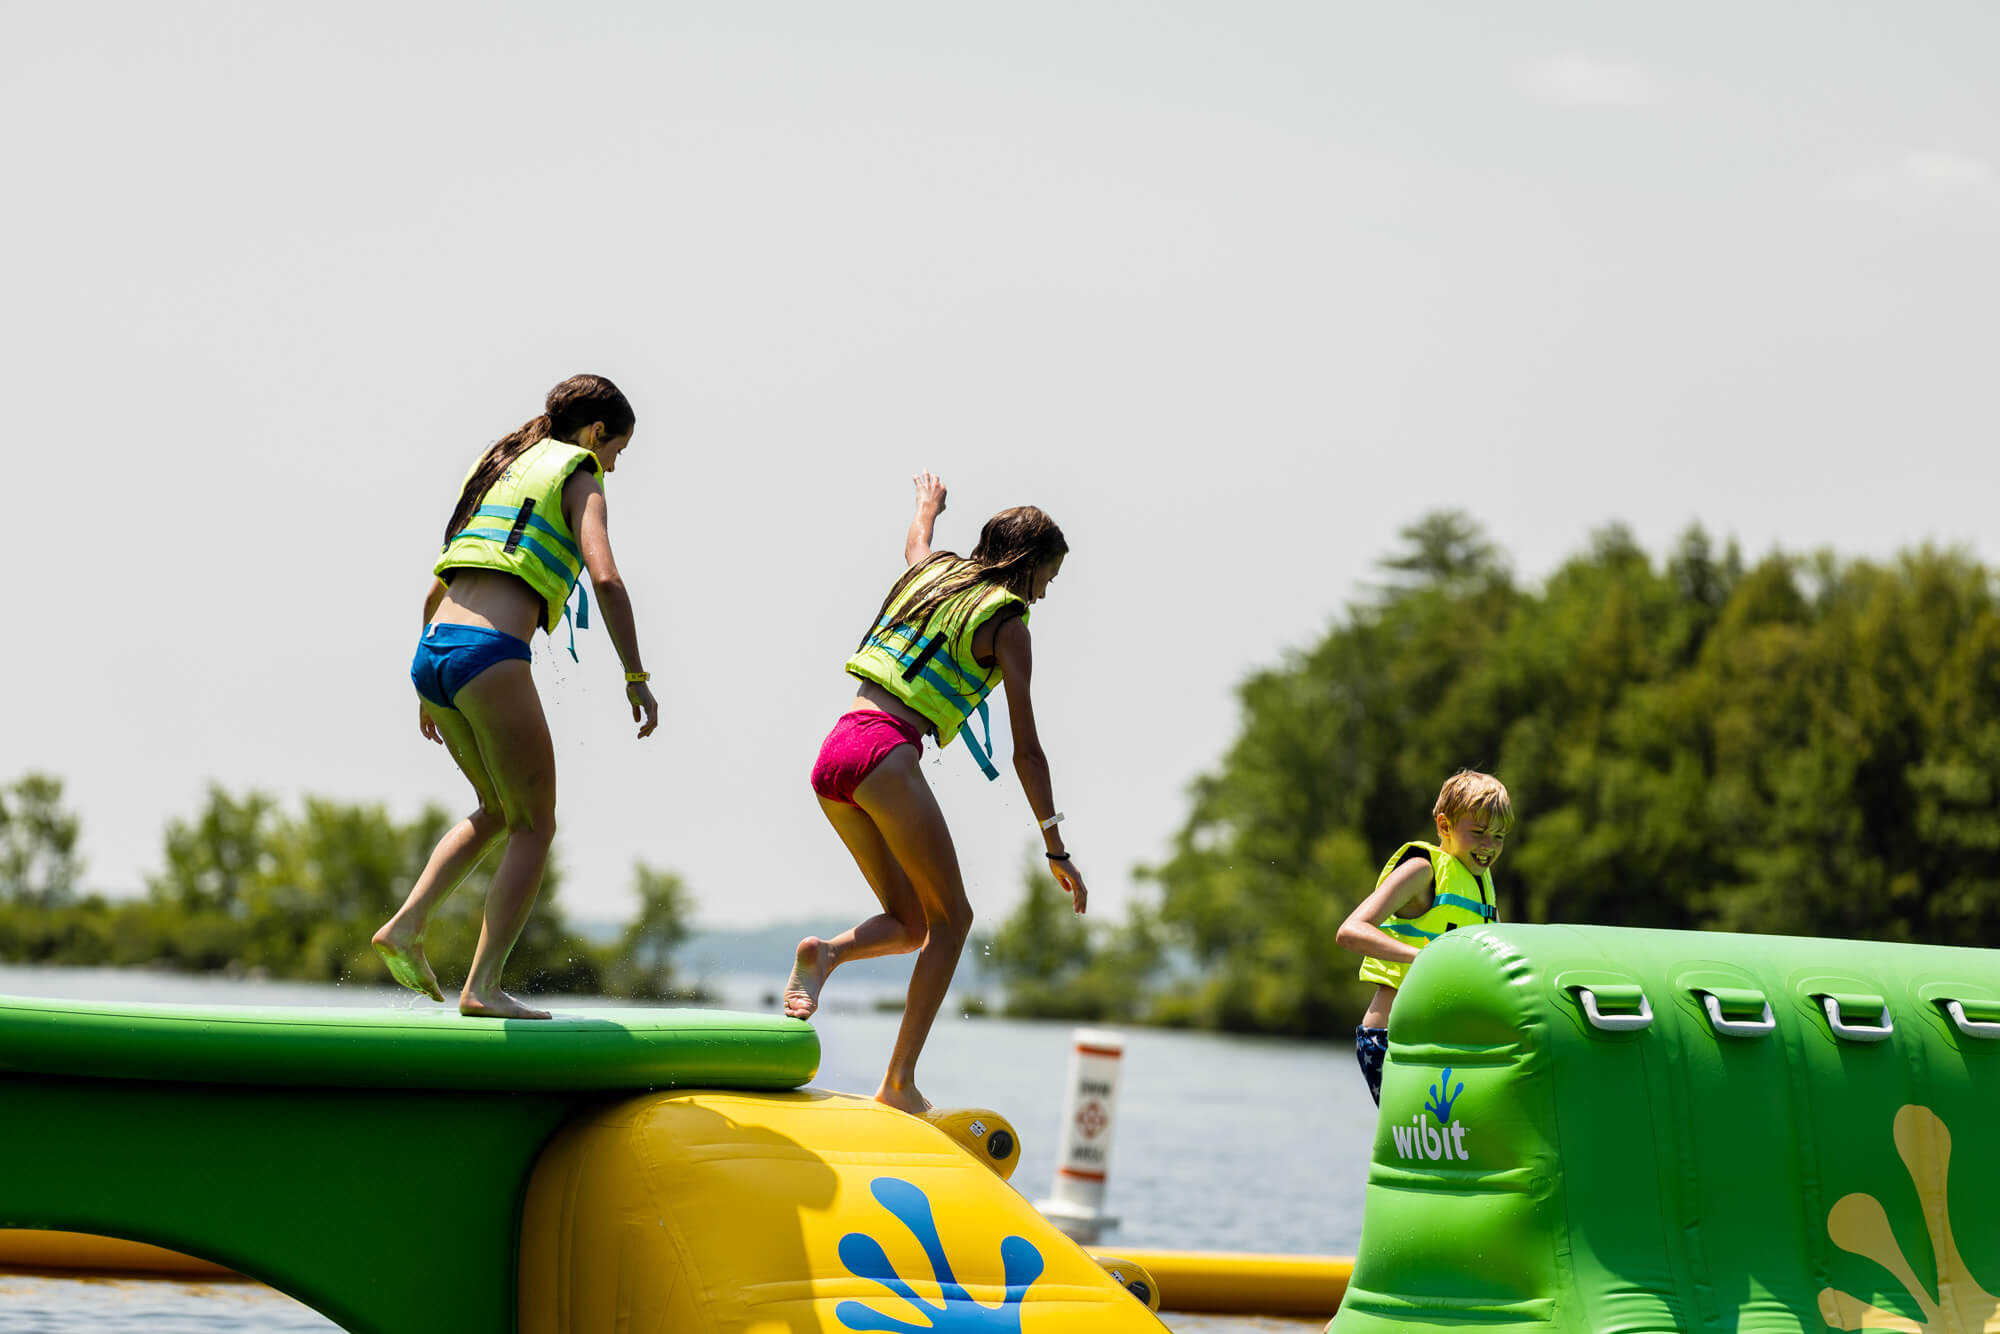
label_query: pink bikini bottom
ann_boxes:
[810,709,926,806]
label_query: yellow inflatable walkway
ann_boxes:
[519,1087,1165,1332]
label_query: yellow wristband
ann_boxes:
[624,672,651,684]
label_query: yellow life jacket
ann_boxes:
[1357,840,1497,988]
[844,559,1028,780]
[435,439,600,645]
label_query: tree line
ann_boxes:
[0,778,697,1000]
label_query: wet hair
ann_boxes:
[440,374,635,549]
[855,505,1069,665]
[1434,770,1514,833]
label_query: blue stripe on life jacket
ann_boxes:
[448,529,581,591]
[1434,892,1497,920]
[471,504,583,565]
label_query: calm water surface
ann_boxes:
[0,964,1371,1332]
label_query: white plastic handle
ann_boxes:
[1820,996,1893,1042]
[1578,987,1653,1032]
[1946,1000,2000,1040]
[1701,992,1776,1038]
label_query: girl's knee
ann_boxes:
[503,806,556,839]
[469,804,507,839]
[928,903,974,942]
[891,906,927,948]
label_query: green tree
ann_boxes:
[1373,509,1507,594]
[256,797,441,980]
[977,859,1165,1022]
[0,773,83,907]
[607,862,696,999]
[135,786,609,989]
[980,859,1090,986]
[148,785,277,914]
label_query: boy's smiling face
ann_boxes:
[1437,808,1507,874]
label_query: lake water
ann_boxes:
[0,963,1373,1333]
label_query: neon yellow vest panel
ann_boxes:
[1357,840,1497,988]
[435,440,599,634]
[844,560,1027,779]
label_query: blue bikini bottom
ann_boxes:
[411,622,533,709]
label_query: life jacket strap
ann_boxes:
[958,699,1000,781]
[557,581,590,662]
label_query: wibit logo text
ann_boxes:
[1390,1067,1470,1162]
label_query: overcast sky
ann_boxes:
[5,2,1996,934]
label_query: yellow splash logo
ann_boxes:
[1818,1106,2000,1332]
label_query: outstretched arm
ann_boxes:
[993,615,1086,914]
[567,469,659,740]
[1335,858,1435,965]
[904,470,947,566]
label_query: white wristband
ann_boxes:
[1039,811,1065,831]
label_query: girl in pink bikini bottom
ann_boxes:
[782,470,1088,1117]
[809,709,928,805]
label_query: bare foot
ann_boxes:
[875,1080,933,1116]
[459,988,551,1020]
[783,937,834,1019]
[371,923,443,1002]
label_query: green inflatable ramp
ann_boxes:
[1330,924,2000,1334]
[0,995,819,1334]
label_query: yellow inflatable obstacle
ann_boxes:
[922,1106,1021,1179]
[518,1088,1165,1332]
[1093,1255,1164,1312]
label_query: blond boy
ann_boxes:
[1336,771,1512,1105]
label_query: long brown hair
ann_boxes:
[440,374,636,549]
[856,505,1069,666]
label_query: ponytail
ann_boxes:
[440,415,552,549]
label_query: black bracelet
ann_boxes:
[1045,851,1071,862]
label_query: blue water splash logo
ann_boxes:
[1390,1067,1471,1163]
[836,1177,1045,1332]
[1425,1067,1465,1124]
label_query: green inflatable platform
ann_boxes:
[0,994,819,1334]
[0,995,819,1090]
[1331,924,2000,1334]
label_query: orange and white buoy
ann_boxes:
[1035,1027,1124,1244]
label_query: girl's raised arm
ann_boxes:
[993,615,1086,914]
[904,470,947,566]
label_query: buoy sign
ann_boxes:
[1055,1033,1124,1185]
[1038,1028,1128,1240]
